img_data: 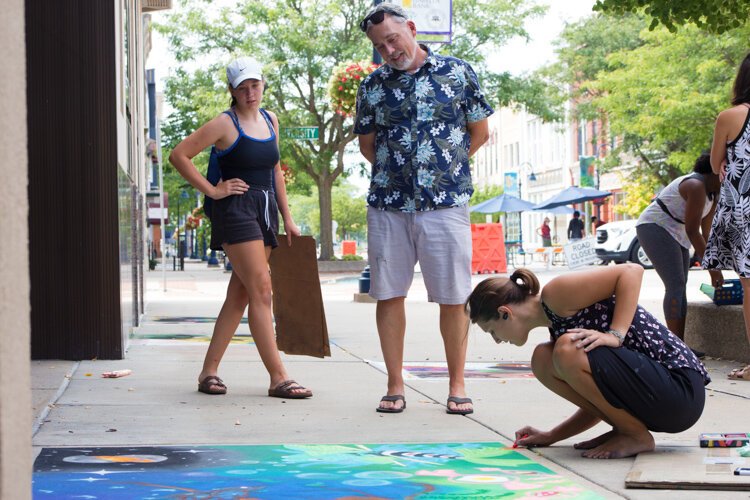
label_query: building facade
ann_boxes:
[474,106,573,246]
[26,0,170,360]
[474,105,631,248]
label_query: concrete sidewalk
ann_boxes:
[32,261,750,499]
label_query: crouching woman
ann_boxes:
[466,264,709,459]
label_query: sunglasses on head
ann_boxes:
[359,7,406,32]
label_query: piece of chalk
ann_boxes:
[512,433,529,449]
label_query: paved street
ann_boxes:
[31,259,750,499]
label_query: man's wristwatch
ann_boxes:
[605,328,625,346]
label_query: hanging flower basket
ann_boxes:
[327,61,380,117]
[185,215,201,231]
[281,163,294,184]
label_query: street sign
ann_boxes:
[282,127,319,140]
[395,0,453,44]
[564,237,598,269]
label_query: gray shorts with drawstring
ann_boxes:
[366,205,472,304]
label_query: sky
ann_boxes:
[487,0,596,75]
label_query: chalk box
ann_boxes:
[699,432,750,448]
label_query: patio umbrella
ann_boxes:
[534,186,612,210]
[470,193,537,214]
[532,205,574,215]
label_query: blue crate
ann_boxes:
[700,279,744,305]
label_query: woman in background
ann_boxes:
[703,52,750,381]
[635,152,722,358]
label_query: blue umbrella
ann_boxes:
[533,205,574,215]
[534,186,612,210]
[470,193,537,213]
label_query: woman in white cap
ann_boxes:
[170,57,312,399]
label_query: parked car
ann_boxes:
[594,220,653,269]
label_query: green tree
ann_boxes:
[547,13,749,210]
[288,191,320,237]
[469,184,504,223]
[544,13,647,120]
[332,185,367,241]
[594,0,750,33]
[157,0,550,259]
[592,23,750,178]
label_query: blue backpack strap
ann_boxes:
[206,146,221,185]
[259,108,276,138]
[223,109,243,133]
[203,146,221,218]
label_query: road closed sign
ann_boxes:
[564,237,598,269]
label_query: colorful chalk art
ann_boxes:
[131,316,255,345]
[34,442,601,499]
[367,360,534,379]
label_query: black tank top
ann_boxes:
[216,108,279,189]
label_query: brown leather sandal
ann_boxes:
[198,376,227,395]
[268,380,313,399]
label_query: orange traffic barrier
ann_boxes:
[342,240,356,256]
[471,223,507,274]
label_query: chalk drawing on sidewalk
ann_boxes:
[366,360,534,379]
[130,332,255,345]
[33,443,601,499]
[151,316,249,324]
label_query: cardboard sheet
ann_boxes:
[269,235,330,358]
[626,446,750,490]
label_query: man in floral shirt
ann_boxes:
[355,3,493,415]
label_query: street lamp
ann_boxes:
[517,162,537,246]
[177,189,189,270]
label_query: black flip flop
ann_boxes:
[376,394,406,413]
[446,396,473,415]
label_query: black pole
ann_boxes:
[371,0,383,64]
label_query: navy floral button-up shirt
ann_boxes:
[354,46,494,212]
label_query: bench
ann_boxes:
[522,246,566,269]
[685,302,750,363]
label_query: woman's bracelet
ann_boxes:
[605,328,625,346]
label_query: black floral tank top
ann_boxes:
[541,297,710,385]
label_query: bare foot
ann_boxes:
[581,431,654,459]
[574,430,615,450]
[728,365,750,381]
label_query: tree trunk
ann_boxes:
[317,175,335,260]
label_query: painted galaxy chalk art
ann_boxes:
[33,442,601,499]
[368,360,534,379]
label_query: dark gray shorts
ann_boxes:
[587,346,705,433]
[210,188,278,250]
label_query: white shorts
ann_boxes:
[366,205,472,304]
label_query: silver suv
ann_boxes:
[594,220,653,269]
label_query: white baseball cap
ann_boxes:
[226,57,263,89]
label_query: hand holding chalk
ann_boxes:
[513,433,529,448]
